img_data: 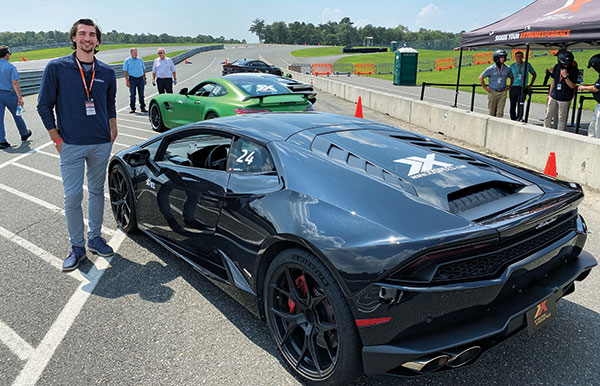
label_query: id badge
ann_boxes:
[557,83,562,91]
[518,74,523,80]
[497,78,502,84]
[85,99,96,116]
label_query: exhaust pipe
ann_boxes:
[446,346,481,368]
[401,354,449,374]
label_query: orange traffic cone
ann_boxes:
[225,58,228,64]
[184,59,188,64]
[355,96,364,118]
[543,152,557,177]
[22,56,27,61]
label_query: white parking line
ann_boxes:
[0,183,115,237]
[118,132,150,141]
[0,226,86,282]
[0,320,34,361]
[118,117,149,125]
[12,230,126,386]
[118,124,155,134]
[0,142,54,171]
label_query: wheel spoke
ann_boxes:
[316,320,337,334]
[270,282,292,300]
[270,307,302,323]
[307,329,323,376]
[320,331,336,364]
[285,268,304,306]
[295,333,309,370]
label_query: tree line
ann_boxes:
[250,18,462,50]
[0,30,245,48]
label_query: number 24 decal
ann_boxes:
[236,149,255,165]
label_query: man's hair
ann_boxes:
[514,51,523,57]
[70,18,102,53]
[130,47,137,53]
[0,45,9,58]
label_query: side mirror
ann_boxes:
[179,88,189,96]
[124,149,150,167]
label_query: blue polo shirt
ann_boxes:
[37,53,116,145]
[123,56,145,77]
[510,62,536,87]
[481,64,514,91]
[0,58,19,92]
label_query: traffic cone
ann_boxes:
[543,152,557,177]
[184,59,188,64]
[355,96,363,118]
[225,58,228,64]
[22,56,27,61]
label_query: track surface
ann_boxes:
[0,46,599,386]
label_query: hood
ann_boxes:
[311,129,544,221]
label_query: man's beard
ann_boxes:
[79,44,95,53]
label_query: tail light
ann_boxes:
[306,104,314,111]
[234,108,272,114]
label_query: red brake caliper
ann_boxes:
[288,275,307,314]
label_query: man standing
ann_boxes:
[0,45,31,149]
[579,54,600,138]
[544,50,578,131]
[123,47,147,113]
[37,19,118,272]
[152,48,176,94]
[479,50,514,118]
[509,51,537,121]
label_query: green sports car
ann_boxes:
[148,73,314,132]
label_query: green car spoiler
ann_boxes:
[242,92,313,103]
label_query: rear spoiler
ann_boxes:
[242,92,313,102]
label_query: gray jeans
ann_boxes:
[59,142,112,247]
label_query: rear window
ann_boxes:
[228,77,291,96]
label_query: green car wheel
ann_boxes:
[149,102,166,132]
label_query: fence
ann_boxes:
[311,63,333,75]
[17,45,224,96]
[473,53,493,65]
[353,63,375,75]
[435,58,455,71]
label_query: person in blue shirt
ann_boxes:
[0,45,31,149]
[37,19,118,272]
[509,51,537,121]
[123,47,147,113]
[479,50,514,118]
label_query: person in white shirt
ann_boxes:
[151,47,176,94]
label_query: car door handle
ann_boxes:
[194,101,202,104]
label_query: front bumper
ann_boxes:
[355,218,596,376]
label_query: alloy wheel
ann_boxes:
[109,167,133,230]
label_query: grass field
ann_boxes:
[10,43,209,62]
[109,49,189,64]
[290,47,344,57]
[334,49,599,110]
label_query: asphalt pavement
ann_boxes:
[0,45,599,386]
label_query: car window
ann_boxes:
[256,61,267,67]
[159,132,232,171]
[227,138,276,173]
[142,139,161,159]
[191,83,216,97]
[209,84,227,97]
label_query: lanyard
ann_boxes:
[516,63,523,75]
[75,57,95,100]
[496,65,504,78]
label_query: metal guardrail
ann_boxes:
[18,45,224,96]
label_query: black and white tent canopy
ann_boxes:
[461,0,600,49]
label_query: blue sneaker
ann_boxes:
[62,246,87,272]
[88,237,114,257]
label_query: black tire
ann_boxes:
[264,249,362,386]
[108,163,138,233]
[149,102,166,132]
[205,111,219,120]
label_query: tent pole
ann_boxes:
[453,47,464,108]
[520,43,531,122]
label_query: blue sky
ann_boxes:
[2,0,533,42]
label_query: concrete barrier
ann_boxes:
[290,71,600,189]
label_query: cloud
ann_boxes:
[416,3,442,25]
[321,8,342,23]
[354,18,369,28]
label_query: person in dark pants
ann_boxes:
[123,47,147,113]
[0,45,31,149]
[509,51,537,121]
[37,19,118,272]
[152,48,176,94]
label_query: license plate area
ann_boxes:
[526,291,560,335]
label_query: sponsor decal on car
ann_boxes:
[394,153,467,179]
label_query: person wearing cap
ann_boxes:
[578,54,600,138]
[544,50,578,131]
[479,49,514,118]
[0,45,31,149]
[152,48,176,94]
[509,51,537,121]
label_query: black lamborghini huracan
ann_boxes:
[108,112,596,385]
